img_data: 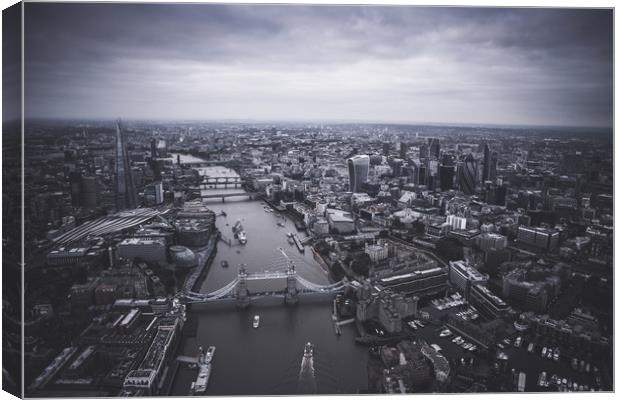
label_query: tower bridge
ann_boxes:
[178,249,348,308]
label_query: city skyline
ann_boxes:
[24,4,613,128]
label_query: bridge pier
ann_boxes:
[236,268,251,308]
[284,271,299,305]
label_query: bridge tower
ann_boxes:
[236,266,251,308]
[284,261,299,305]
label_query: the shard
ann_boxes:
[115,119,137,210]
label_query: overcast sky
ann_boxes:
[25,4,612,127]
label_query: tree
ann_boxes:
[411,220,425,235]
[350,253,372,277]
[436,237,464,262]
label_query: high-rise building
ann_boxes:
[418,143,429,160]
[150,138,158,159]
[391,158,403,177]
[413,161,427,186]
[494,184,507,206]
[382,142,391,157]
[69,171,82,206]
[489,151,498,182]
[482,143,489,182]
[154,182,164,205]
[115,119,138,210]
[156,139,167,158]
[439,165,454,191]
[399,142,409,159]
[482,143,498,183]
[80,176,99,210]
[439,154,455,191]
[428,138,440,160]
[347,155,370,193]
[458,154,477,195]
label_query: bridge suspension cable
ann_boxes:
[185,277,240,300]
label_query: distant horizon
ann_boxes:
[17,116,613,132]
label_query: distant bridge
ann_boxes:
[182,159,232,168]
[199,175,247,189]
[178,248,348,307]
[200,191,259,202]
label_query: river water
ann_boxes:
[170,165,369,396]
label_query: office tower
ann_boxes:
[494,184,507,206]
[459,154,477,195]
[150,138,158,159]
[69,171,82,206]
[417,163,427,186]
[489,150,498,181]
[347,155,370,193]
[482,143,490,182]
[114,119,138,210]
[428,138,440,160]
[150,138,167,158]
[399,142,409,159]
[155,182,164,204]
[482,143,498,183]
[439,154,455,191]
[392,159,403,177]
[418,143,429,160]
[382,142,391,157]
[156,139,167,158]
[80,176,99,210]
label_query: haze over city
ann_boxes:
[24,4,612,128]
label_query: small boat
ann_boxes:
[277,221,285,227]
[204,346,216,363]
[253,315,260,328]
[220,210,227,217]
[238,231,247,245]
[221,260,229,268]
[304,342,314,357]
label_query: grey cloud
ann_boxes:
[24,4,612,127]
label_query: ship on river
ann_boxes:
[297,342,317,394]
[232,219,248,245]
[191,346,216,395]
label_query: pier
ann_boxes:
[292,234,305,253]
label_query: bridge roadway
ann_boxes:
[200,191,259,200]
[179,267,348,307]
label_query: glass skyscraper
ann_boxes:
[347,155,370,193]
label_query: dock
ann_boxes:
[292,234,305,253]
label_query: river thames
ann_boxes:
[170,165,369,395]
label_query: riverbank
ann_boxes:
[184,233,219,293]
